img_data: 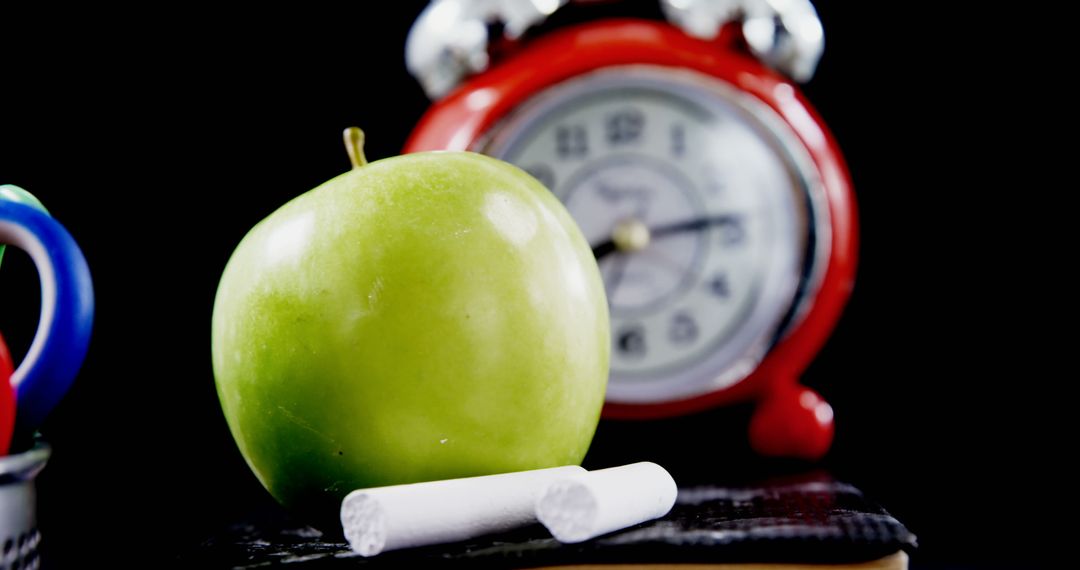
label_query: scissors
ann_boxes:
[0,186,94,436]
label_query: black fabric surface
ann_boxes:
[182,473,915,568]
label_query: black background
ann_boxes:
[0,1,1047,568]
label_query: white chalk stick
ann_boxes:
[340,465,586,556]
[535,462,677,543]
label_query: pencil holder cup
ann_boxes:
[0,440,49,570]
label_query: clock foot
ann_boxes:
[749,386,834,460]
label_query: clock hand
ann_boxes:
[591,214,742,259]
[653,214,743,238]
[603,254,630,300]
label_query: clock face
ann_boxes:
[479,66,820,404]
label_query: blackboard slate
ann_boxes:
[183,472,911,570]
[182,473,916,568]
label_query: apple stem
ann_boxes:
[343,127,368,170]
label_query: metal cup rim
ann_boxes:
[0,440,51,485]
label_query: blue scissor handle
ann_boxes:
[0,201,94,431]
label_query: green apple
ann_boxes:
[212,129,609,518]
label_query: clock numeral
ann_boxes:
[524,164,555,190]
[671,124,686,157]
[606,108,644,146]
[596,182,650,205]
[669,312,699,345]
[719,219,745,247]
[708,273,730,298]
[556,125,588,159]
[616,324,646,358]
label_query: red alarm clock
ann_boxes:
[404,0,856,460]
